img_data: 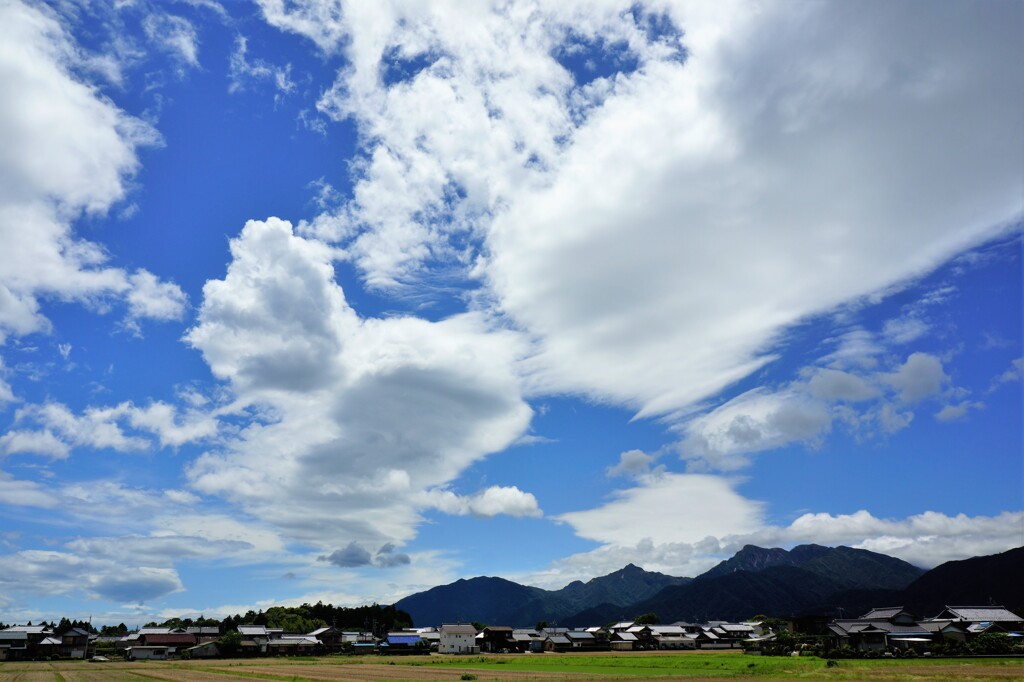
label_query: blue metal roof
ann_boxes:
[387,635,422,645]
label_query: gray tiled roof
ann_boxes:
[267,636,319,646]
[918,620,963,633]
[440,624,477,635]
[942,607,1023,622]
[565,631,594,639]
[238,625,269,636]
[3,626,50,634]
[860,607,907,619]
[838,621,931,635]
[652,626,685,635]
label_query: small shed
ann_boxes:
[184,641,220,658]
[543,634,571,652]
[126,645,169,660]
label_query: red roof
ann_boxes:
[143,634,197,645]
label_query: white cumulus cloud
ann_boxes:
[184,218,534,554]
[426,485,542,518]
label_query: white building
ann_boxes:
[439,624,478,654]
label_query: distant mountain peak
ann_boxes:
[395,562,687,627]
[700,543,923,591]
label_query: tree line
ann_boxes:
[4,602,412,638]
[152,601,413,635]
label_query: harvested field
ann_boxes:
[2,654,1022,682]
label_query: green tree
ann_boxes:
[750,615,789,634]
[968,632,1012,655]
[218,630,242,657]
[634,612,660,625]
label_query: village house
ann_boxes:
[564,630,603,650]
[704,622,754,648]
[929,606,1024,633]
[238,624,272,654]
[0,625,90,661]
[650,625,695,649]
[308,626,345,652]
[625,625,659,649]
[511,628,543,653]
[139,629,196,656]
[477,626,515,653]
[383,631,427,654]
[827,605,1024,653]
[438,624,478,654]
[266,634,320,655]
[0,630,29,660]
[542,632,571,652]
[610,630,637,650]
[125,645,169,660]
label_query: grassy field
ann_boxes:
[2,652,1022,681]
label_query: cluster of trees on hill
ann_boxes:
[143,602,412,636]
[4,602,412,638]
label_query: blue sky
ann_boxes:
[0,0,1021,627]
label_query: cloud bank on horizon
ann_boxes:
[0,0,1020,623]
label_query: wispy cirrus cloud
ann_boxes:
[255,0,1022,437]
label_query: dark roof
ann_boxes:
[839,622,930,635]
[918,620,965,633]
[143,634,197,645]
[860,607,908,620]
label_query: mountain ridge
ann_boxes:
[394,543,988,627]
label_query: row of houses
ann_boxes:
[0,619,760,660]
[112,625,377,660]
[456,620,762,655]
[3,604,1019,661]
[0,625,91,660]
[118,621,763,659]
[823,606,1024,653]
